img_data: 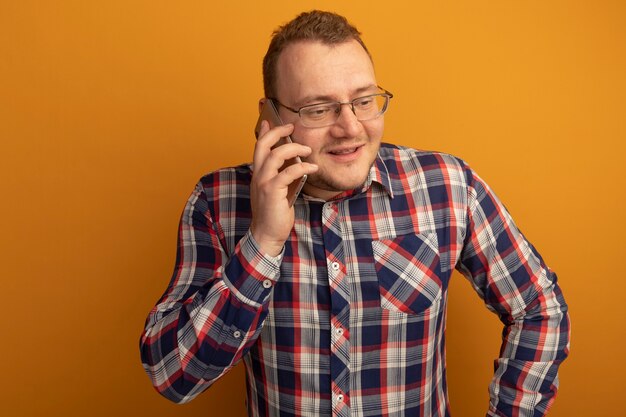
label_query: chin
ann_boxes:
[306,147,379,197]
[312,169,370,194]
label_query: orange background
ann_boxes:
[1,1,624,416]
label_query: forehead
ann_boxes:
[275,39,376,104]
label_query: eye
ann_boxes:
[354,96,375,109]
[302,104,334,120]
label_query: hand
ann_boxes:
[250,121,318,256]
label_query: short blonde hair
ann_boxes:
[262,10,371,97]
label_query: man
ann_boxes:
[140,10,569,417]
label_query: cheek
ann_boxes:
[365,119,384,142]
[292,126,326,150]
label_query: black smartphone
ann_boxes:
[254,99,308,207]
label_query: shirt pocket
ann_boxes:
[371,233,442,315]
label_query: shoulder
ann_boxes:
[378,143,471,180]
[183,164,252,223]
[179,164,253,244]
[196,163,253,202]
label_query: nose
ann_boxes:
[331,103,362,138]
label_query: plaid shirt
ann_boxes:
[140,144,569,417]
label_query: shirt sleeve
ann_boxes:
[456,165,570,417]
[139,181,282,403]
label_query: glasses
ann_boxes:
[269,87,393,128]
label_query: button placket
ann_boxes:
[321,200,350,416]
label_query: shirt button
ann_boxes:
[331,262,340,272]
[336,394,344,402]
[335,327,343,336]
[233,330,241,339]
[262,279,272,289]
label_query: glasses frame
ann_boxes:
[268,86,393,128]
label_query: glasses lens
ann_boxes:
[298,93,391,127]
[353,94,389,121]
[300,103,338,127]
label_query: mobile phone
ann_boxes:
[254,99,307,207]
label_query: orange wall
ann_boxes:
[1,1,624,416]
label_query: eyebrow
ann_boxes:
[296,84,379,106]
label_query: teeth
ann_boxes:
[331,148,356,155]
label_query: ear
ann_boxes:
[258,98,266,114]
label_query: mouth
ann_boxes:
[328,144,364,156]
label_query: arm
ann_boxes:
[456,165,570,417]
[139,181,282,403]
[139,122,318,403]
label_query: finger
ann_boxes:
[253,123,296,168]
[256,124,295,151]
[268,162,318,190]
[256,119,270,139]
[270,141,312,162]
[256,142,312,178]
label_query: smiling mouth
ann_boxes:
[329,145,362,155]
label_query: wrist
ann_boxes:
[250,226,285,257]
